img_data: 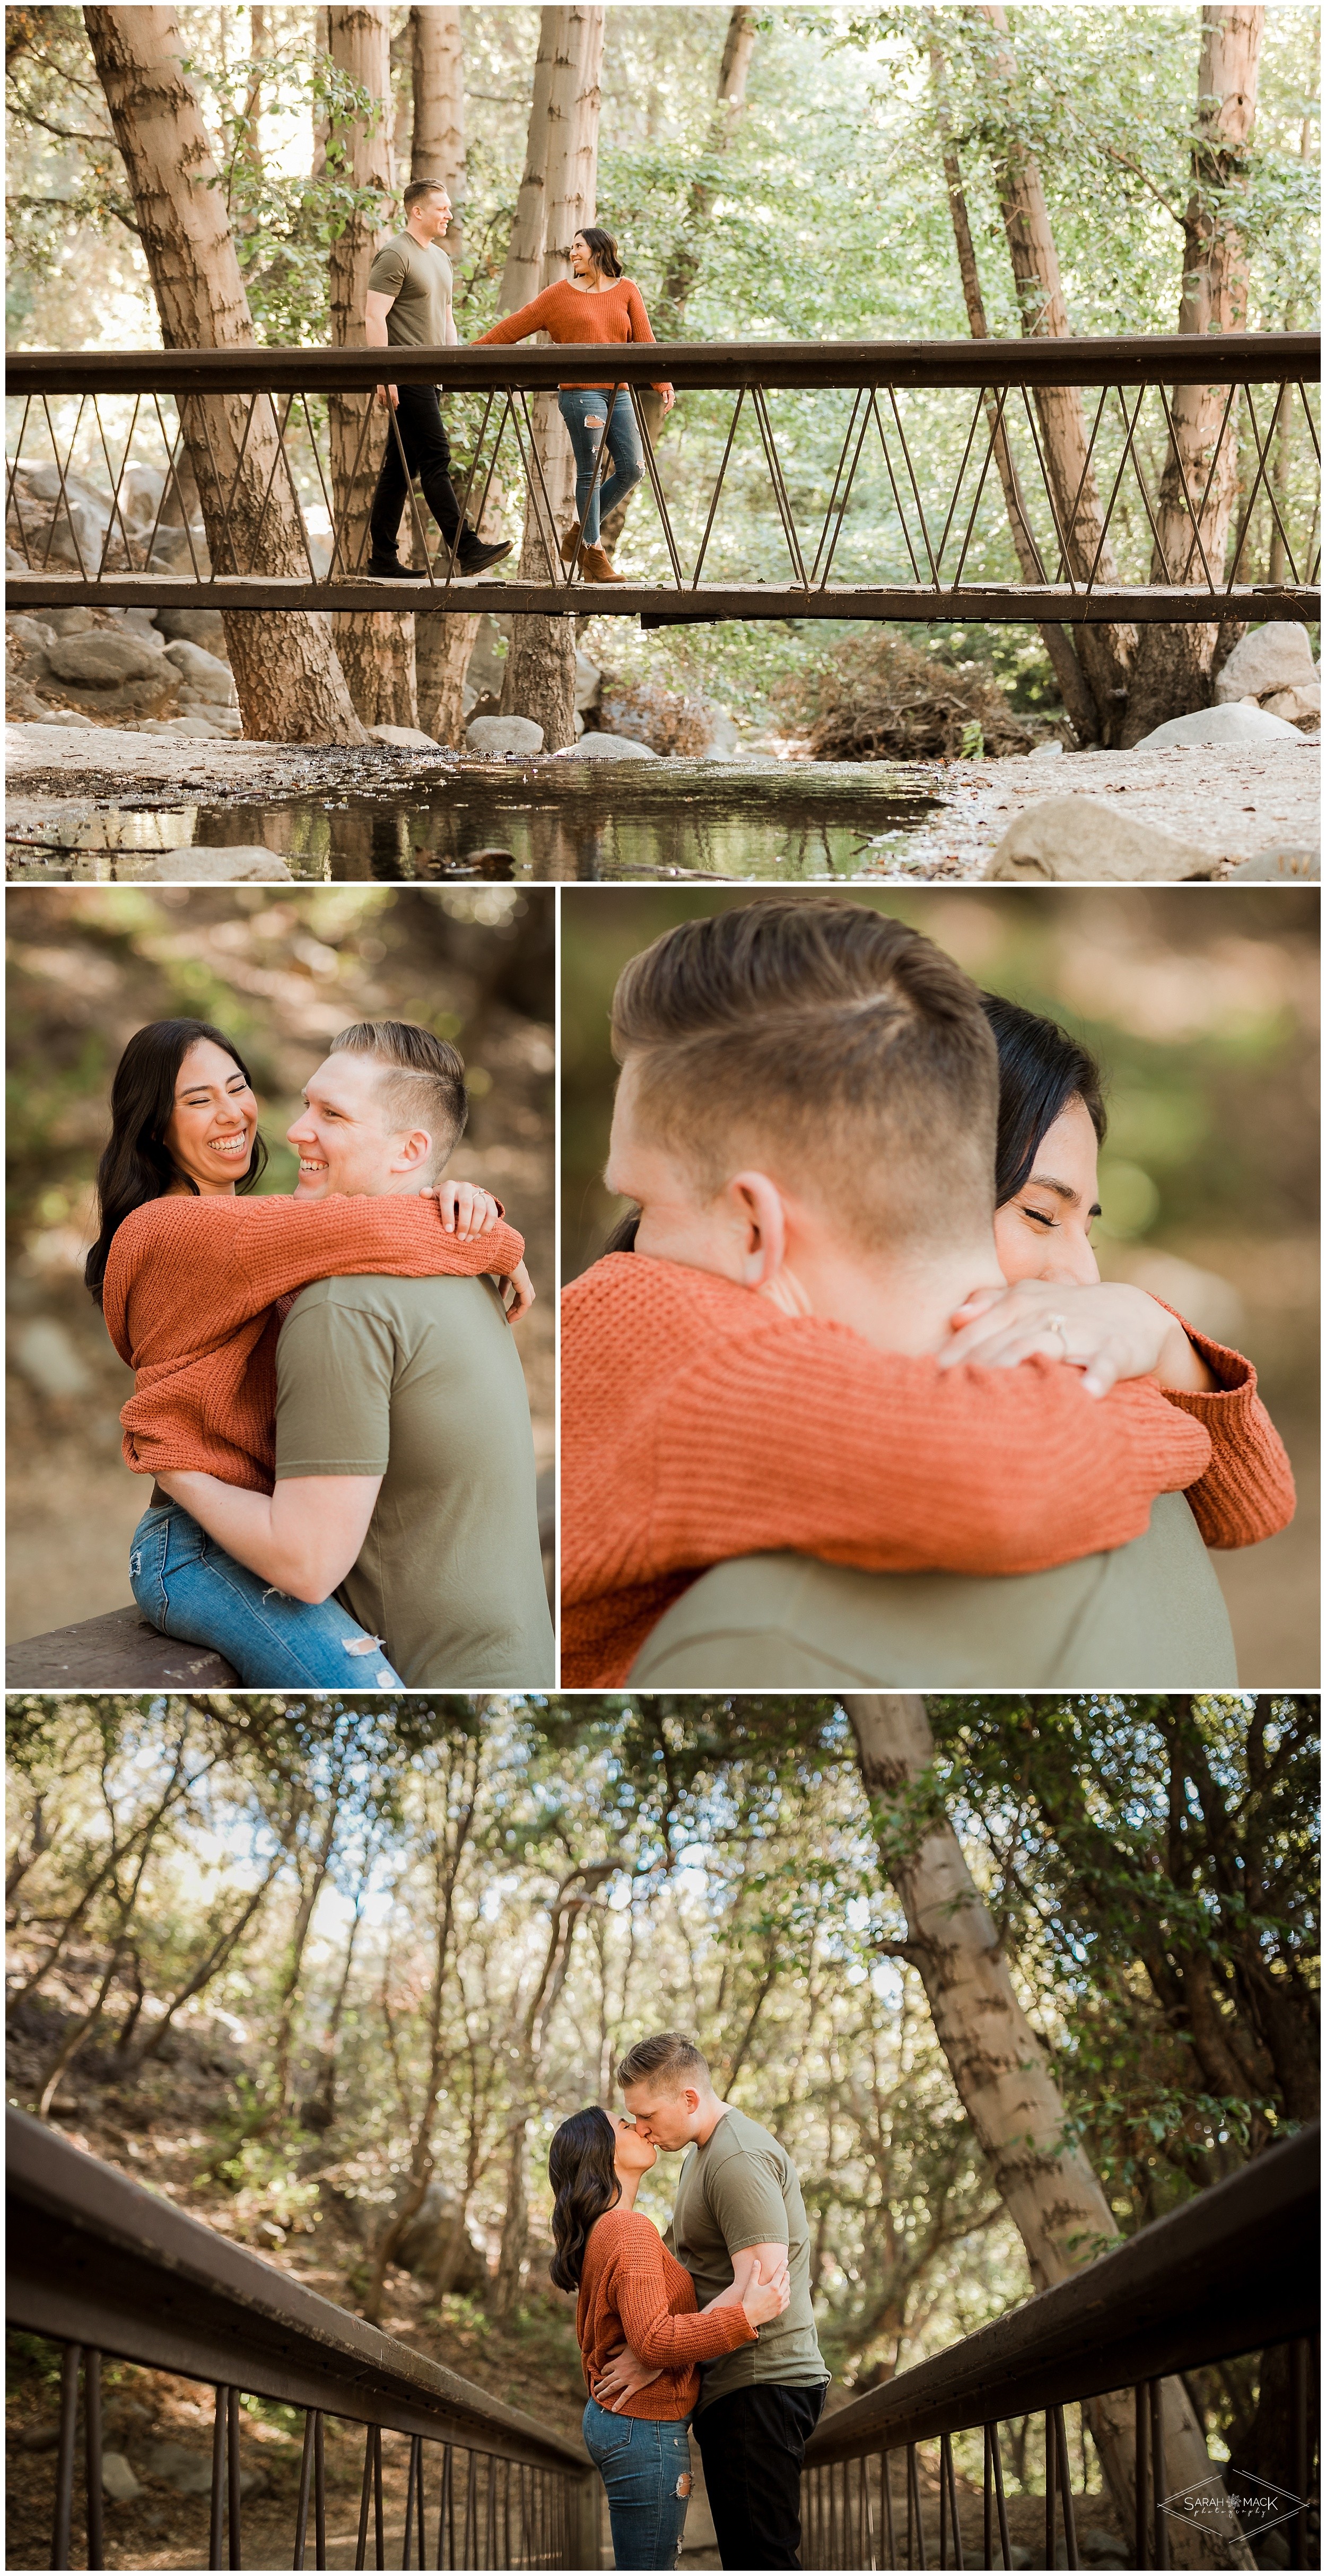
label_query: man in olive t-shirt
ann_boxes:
[364,178,510,582]
[276,1020,552,1686]
[606,2032,830,2571]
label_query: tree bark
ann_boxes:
[600,7,754,557]
[971,4,1136,740]
[847,1694,1254,2571]
[499,8,562,315]
[327,3,418,730]
[410,7,465,266]
[83,5,365,743]
[928,30,1099,743]
[1121,6,1263,742]
[500,6,604,749]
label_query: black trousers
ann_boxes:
[693,2381,827,2570]
[368,381,466,561]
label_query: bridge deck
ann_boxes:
[7,573,1317,625]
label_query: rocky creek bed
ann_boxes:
[6,723,1318,883]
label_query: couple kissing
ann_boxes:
[551,2033,826,2572]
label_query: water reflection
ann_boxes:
[8,770,940,883]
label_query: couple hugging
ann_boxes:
[563,898,1293,1689]
[84,1014,555,1688]
[551,2033,826,2572]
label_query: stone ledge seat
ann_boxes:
[6,1605,238,1688]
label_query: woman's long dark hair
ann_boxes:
[982,993,1107,1207]
[548,2106,621,2292]
[84,1018,267,1306]
[577,224,623,280]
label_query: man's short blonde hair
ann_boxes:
[611,897,999,1253]
[616,2032,711,2094]
[330,1020,467,1182]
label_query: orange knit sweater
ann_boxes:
[103,1193,526,1493]
[577,2208,755,2420]
[561,1254,1295,1688]
[474,280,670,392]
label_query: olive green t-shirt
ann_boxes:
[275,1271,554,1688]
[664,2108,828,2415]
[367,233,453,348]
[627,1490,1237,1689]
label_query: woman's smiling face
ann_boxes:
[992,1094,1102,1286]
[163,1038,258,1195]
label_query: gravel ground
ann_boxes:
[854,738,1321,877]
[6,722,1319,881]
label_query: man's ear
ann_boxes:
[393,1128,434,1175]
[723,1171,788,1289]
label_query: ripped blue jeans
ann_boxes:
[128,1501,404,1688]
[557,388,642,544]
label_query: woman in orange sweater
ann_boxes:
[475,226,673,582]
[548,2107,788,2569]
[85,1018,530,1687]
[564,991,1294,1687]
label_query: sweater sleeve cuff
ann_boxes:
[1151,1299,1257,1409]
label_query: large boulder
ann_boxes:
[46,631,172,687]
[1214,621,1317,704]
[143,846,294,882]
[7,614,56,653]
[370,723,440,748]
[554,731,659,761]
[574,648,602,713]
[465,714,544,756]
[162,638,236,703]
[153,606,229,656]
[985,797,1214,883]
[394,2179,489,2296]
[138,714,233,739]
[1131,703,1303,750]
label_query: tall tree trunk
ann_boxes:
[328,3,418,730]
[971,3,1136,742]
[928,29,1099,743]
[492,1857,623,2320]
[501,5,604,748]
[1122,6,1264,743]
[83,5,365,743]
[499,8,562,314]
[600,7,755,560]
[363,1738,481,2326]
[411,7,465,267]
[846,1695,1254,2572]
[409,4,481,736]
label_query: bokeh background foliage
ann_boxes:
[560,886,1319,1682]
[6,886,554,1642]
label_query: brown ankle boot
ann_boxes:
[581,543,625,583]
[561,526,585,565]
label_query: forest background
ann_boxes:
[5,884,555,1640]
[5,4,1320,750]
[5,1688,1316,2564]
[562,882,1319,1684]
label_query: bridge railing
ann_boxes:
[5,332,1319,624]
[6,2107,599,2572]
[800,2123,1319,2572]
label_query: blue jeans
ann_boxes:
[557,389,642,544]
[582,2400,692,2571]
[128,1501,404,1688]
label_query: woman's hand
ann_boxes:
[659,386,675,415]
[502,1259,535,1323]
[428,1181,502,1238]
[710,2246,791,2330]
[593,2344,662,2413]
[938,1278,1217,1400]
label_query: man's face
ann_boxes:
[621,2079,702,2152]
[287,1052,426,1199]
[413,188,451,241]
